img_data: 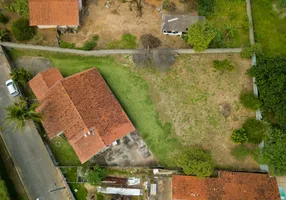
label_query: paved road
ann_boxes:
[0,54,69,200]
[1,42,242,55]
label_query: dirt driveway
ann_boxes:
[61,0,188,48]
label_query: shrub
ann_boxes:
[92,34,99,41]
[87,165,107,186]
[0,13,9,24]
[213,59,234,72]
[243,118,267,144]
[96,193,104,200]
[277,0,286,8]
[176,148,214,177]
[163,0,176,12]
[140,34,161,49]
[7,0,29,18]
[198,0,215,16]
[239,92,262,110]
[187,21,216,52]
[82,41,96,51]
[231,145,250,160]
[260,127,286,175]
[11,18,34,41]
[0,179,9,200]
[31,34,45,45]
[231,128,248,144]
[0,29,10,42]
[59,40,76,49]
[10,67,32,87]
[241,43,263,58]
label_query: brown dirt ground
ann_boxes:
[60,0,188,48]
[129,53,259,170]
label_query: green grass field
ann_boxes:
[7,49,183,167]
[252,0,286,56]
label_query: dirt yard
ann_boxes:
[129,53,259,170]
[60,0,189,48]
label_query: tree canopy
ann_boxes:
[11,18,34,41]
[0,179,10,200]
[87,165,107,186]
[10,68,32,87]
[176,148,214,177]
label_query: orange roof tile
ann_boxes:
[29,68,136,163]
[172,171,280,200]
[29,0,79,26]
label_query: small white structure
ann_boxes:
[161,14,205,36]
[127,177,140,186]
[150,184,157,196]
[97,186,142,196]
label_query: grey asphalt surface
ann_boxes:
[0,54,69,200]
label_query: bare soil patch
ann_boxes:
[131,53,259,170]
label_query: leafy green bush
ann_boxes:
[243,118,267,144]
[10,67,32,87]
[11,18,34,41]
[248,57,286,128]
[0,179,9,200]
[187,21,216,52]
[59,40,76,49]
[31,34,45,45]
[81,34,99,51]
[231,128,248,144]
[176,148,214,177]
[108,33,136,49]
[0,29,10,42]
[231,145,250,160]
[0,13,8,24]
[87,165,107,186]
[241,43,263,58]
[239,92,262,110]
[277,0,286,8]
[198,0,215,16]
[260,127,286,175]
[213,59,234,72]
[7,0,29,18]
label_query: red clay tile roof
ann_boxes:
[29,0,79,26]
[172,171,280,200]
[29,68,135,163]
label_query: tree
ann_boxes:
[231,145,250,161]
[231,128,248,144]
[4,99,42,131]
[0,13,8,24]
[239,92,262,110]
[0,179,10,200]
[10,68,32,87]
[87,165,107,186]
[140,34,161,49]
[241,43,263,58]
[260,127,286,175]
[11,18,34,41]
[176,148,214,177]
[243,118,267,144]
[187,21,216,52]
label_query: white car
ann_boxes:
[5,79,19,97]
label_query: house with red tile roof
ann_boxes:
[172,171,280,200]
[29,68,136,163]
[29,0,82,29]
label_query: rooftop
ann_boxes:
[29,68,135,163]
[172,171,280,200]
[29,0,79,26]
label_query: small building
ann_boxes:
[29,0,82,29]
[161,14,205,36]
[172,171,280,200]
[29,68,136,163]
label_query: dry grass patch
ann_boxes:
[133,53,259,169]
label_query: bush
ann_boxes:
[0,13,9,24]
[241,43,263,58]
[163,0,176,12]
[260,127,286,175]
[187,21,216,52]
[231,145,250,160]
[59,40,76,49]
[213,59,234,72]
[7,0,29,18]
[96,193,104,200]
[239,92,262,110]
[0,29,10,42]
[248,57,286,128]
[10,67,32,87]
[198,0,215,16]
[277,0,286,8]
[231,128,248,144]
[11,18,34,41]
[92,34,99,41]
[82,41,96,51]
[243,118,267,144]
[31,34,45,45]
[0,179,9,200]
[87,165,107,186]
[140,34,161,49]
[176,148,214,177]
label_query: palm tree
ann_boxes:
[10,68,32,87]
[4,99,43,131]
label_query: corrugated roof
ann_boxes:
[29,0,79,26]
[29,68,135,163]
[172,171,280,200]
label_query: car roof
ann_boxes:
[5,79,13,85]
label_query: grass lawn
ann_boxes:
[69,183,87,200]
[209,0,250,48]
[252,0,286,56]
[7,49,259,170]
